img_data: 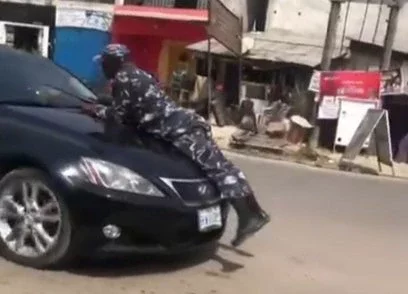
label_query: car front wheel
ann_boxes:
[0,168,75,269]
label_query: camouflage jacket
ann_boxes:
[95,63,210,140]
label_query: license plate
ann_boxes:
[198,205,222,232]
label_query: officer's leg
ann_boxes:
[172,127,270,247]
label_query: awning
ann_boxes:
[114,5,208,23]
[187,29,350,68]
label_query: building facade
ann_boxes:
[0,1,56,58]
[0,0,264,88]
[264,0,408,55]
[53,2,113,89]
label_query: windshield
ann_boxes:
[0,49,98,108]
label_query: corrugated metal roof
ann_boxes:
[187,28,350,67]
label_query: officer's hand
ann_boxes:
[81,103,98,117]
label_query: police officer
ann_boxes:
[83,44,270,247]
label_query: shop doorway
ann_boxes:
[0,21,49,57]
[382,95,408,159]
[13,26,39,53]
[159,41,194,83]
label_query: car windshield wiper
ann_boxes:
[42,84,97,104]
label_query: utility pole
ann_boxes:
[380,3,400,70]
[308,0,344,149]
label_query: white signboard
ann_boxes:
[308,70,320,93]
[318,96,340,120]
[56,8,113,32]
[334,99,379,148]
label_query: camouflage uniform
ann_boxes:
[90,44,269,247]
[93,44,252,199]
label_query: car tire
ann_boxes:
[0,168,77,269]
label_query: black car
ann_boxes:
[0,45,228,269]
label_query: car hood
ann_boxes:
[9,106,205,178]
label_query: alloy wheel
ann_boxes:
[0,180,62,258]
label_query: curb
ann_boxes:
[220,144,383,178]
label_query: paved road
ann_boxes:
[1,153,408,294]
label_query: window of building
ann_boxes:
[174,0,198,9]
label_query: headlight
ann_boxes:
[60,157,164,197]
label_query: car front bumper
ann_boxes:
[61,182,229,254]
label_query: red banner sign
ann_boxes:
[320,71,381,100]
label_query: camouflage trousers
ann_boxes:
[172,127,253,199]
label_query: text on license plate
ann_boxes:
[198,205,222,232]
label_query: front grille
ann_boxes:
[162,179,219,204]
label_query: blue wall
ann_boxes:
[53,27,110,91]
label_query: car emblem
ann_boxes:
[198,184,208,195]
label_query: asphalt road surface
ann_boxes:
[1,152,408,294]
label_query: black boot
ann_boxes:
[231,195,270,247]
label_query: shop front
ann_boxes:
[380,66,408,159]
[313,67,408,162]
[316,71,382,152]
[0,2,55,58]
[53,4,113,91]
[112,5,208,86]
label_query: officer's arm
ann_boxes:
[85,93,115,120]
[108,76,134,123]
[91,93,124,121]
[94,104,110,120]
